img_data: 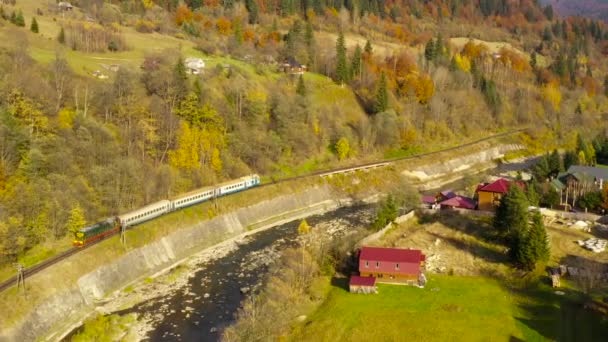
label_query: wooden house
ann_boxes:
[438,195,476,210]
[358,247,426,286]
[476,178,524,211]
[349,276,377,294]
[281,57,307,75]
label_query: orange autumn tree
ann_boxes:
[175,4,193,26]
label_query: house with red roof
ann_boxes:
[357,246,426,286]
[349,276,377,293]
[438,195,476,210]
[476,178,525,211]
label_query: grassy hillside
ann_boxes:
[292,275,608,342]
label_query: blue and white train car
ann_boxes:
[217,174,260,196]
[171,187,215,210]
[170,174,261,210]
[118,200,172,229]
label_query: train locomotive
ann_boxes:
[73,175,261,247]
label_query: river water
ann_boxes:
[81,204,374,341]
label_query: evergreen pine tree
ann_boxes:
[305,22,316,70]
[563,150,578,170]
[604,76,608,97]
[424,39,436,63]
[364,39,373,55]
[15,10,25,27]
[373,72,388,113]
[174,57,189,97]
[245,0,259,24]
[435,34,445,60]
[494,184,529,243]
[335,31,349,84]
[548,149,563,177]
[527,182,540,207]
[233,19,243,45]
[58,27,66,44]
[514,228,534,270]
[449,56,457,72]
[530,51,537,69]
[30,17,38,33]
[523,211,550,269]
[296,75,306,96]
[10,11,16,25]
[351,44,362,80]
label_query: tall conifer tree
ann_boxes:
[335,31,349,84]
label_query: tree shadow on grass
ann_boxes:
[515,291,608,342]
[426,232,507,265]
[416,210,509,266]
[330,277,350,292]
[494,256,608,342]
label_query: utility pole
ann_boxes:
[13,263,26,297]
[120,220,127,247]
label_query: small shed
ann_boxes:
[58,2,74,11]
[349,276,377,294]
[281,57,307,75]
[439,196,476,210]
[185,57,205,75]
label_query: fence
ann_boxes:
[357,211,416,246]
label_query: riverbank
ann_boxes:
[0,139,526,341]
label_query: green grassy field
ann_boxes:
[291,275,608,342]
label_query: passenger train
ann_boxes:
[73,175,261,246]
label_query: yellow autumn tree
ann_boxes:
[210,148,222,174]
[8,89,48,136]
[57,108,76,129]
[335,137,350,160]
[298,219,310,235]
[415,74,435,105]
[454,53,471,72]
[66,204,86,233]
[141,0,155,9]
[169,122,201,171]
[542,83,562,111]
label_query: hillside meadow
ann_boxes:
[291,275,608,342]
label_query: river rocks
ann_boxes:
[210,327,218,333]
[240,286,250,294]
[204,293,210,298]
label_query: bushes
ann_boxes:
[63,21,127,53]
[134,19,158,33]
[371,195,398,231]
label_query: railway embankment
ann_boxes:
[401,144,523,190]
[0,140,527,342]
[2,186,343,342]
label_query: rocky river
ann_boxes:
[64,203,374,341]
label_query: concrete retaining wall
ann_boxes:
[4,186,341,342]
[403,144,523,182]
[358,211,416,246]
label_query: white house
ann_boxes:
[185,58,205,75]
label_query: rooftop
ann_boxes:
[360,246,424,263]
[439,196,476,210]
[350,276,376,287]
[567,165,608,181]
[478,178,524,194]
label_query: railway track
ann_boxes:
[0,128,526,293]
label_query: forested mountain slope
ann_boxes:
[542,0,608,22]
[0,0,607,267]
